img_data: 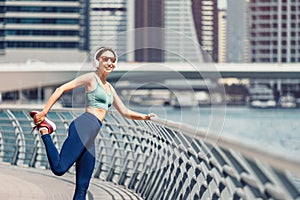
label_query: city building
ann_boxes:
[244,0,250,63]
[134,0,164,62]
[249,0,300,63]
[0,0,87,63]
[0,0,207,63]
[133,0,203,63]
[218,9,226,63]
[192,0,218,62]
[226,0,249,63]
[164,0,203,62]
[89,0,129,62]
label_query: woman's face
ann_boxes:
[98,50,116,73]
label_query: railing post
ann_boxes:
[0,130,3,162]
[6,109,26,166]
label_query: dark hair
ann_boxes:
[94,47,117,60]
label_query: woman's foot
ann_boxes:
[30,111,57,134]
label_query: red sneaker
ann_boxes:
[30,111,56,134]
[30,110,39,118]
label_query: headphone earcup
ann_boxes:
[94,58,99,67]
[93,47,105,68]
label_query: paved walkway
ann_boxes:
[0,163,143,200]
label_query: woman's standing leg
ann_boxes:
[40,112,101,199]
[73,143,96,200]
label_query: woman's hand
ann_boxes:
[145,113,157,120]
[33,111,46,125]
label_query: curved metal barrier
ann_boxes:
[0,108,299,199]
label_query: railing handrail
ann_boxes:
[1,106,299,176]
[150,116,300,177]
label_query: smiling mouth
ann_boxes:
[104,65,114,70]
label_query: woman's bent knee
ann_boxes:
[51,168,68,176]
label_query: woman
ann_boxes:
[30,47,156,200]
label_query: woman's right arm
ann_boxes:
[33,73,92,124]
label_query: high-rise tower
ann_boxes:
[226,0,248,63]
[0,0,87,63]
[164,0,203,62]
[249,0,300,63]
[192,0,218,62]
[218,9,226,63]
[89,0,128,61]
[132,0,203,62]
[134,0,164,62]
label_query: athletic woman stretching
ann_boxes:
[30,47,155,199]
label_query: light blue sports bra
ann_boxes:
[86,75,114,110]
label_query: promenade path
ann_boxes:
[0,163,143,200]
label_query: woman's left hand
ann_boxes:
[33,111,46,125]
[145,113,157,120]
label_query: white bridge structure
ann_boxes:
[1,62,300,92]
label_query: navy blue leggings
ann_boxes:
[41,112,102,200]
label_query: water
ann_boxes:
[133,105,300,157]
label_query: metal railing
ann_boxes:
[0,108,300,199]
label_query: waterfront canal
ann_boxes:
[133,105,300,157]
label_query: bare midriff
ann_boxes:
[86,106,107,122]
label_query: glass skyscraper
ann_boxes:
[134,0,164,62]
[226,0,248,63]
[165,0,203,62]
[89,0,128,61]
[0,0,87,63]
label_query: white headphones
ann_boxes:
[93,47,118,68]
